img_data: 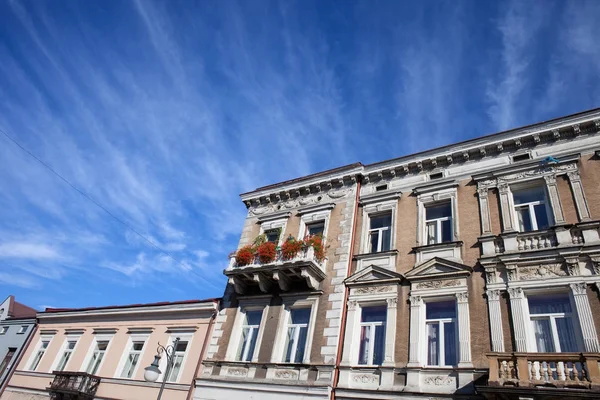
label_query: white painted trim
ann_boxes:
[297,208,332,241]
[25,333,54,372]
[416,187,459,247]
[80,333,115,375]
[271,295,319,364]
[158,333,194,383]
[225,297,271,362]
[259,217,289,246]
[114,331,151,379]
[50,332,82,372]
[360,200,398,254]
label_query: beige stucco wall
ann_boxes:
[3,305,215,400]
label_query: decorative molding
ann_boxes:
[518,263,567,281]
[423,376,455,386]
[274,369,298,380]
[486,289,501,301]
[409,295,423,306]
[386,297,398,308]
[352,374,378,384]
[347,300,358,311]
[226,367,248,377]
[456,292,469,303]
[248,188,351,216]
[415,279,461,290]
[507,287,523,299]
[354,285,394,295]
[570,282,587,295]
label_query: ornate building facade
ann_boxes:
[195,108,600,400]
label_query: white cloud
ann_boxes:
[0,242,62,260]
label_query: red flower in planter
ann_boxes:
[257,241,277,264]
[281,236,304,260]
[235,245,255,266]
[305,234,327,262]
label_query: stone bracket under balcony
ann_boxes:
[224,248,326,295]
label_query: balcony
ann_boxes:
[224,247,326,294]
[47,371,100,399]
[486,352,600,391]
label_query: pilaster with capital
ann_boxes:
[566,170,592,222]
[342,300,358,364]
[456,292,472,366]
[407,295,423,367]
[543,175,566,225]
[477,186,493,235]
[498,183,516,232]
[570,282,600,352]
[486,290,505,352]
[383,298,398,366]
[508,287,528,351]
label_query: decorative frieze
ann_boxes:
[518,263,567,281]
[423,376,455,386]
[353,374,379,384]
[415,279,461,290]
[226,367,248,377]
[274,369,299,380]
[248,188,351,216]
[354,285,394,295]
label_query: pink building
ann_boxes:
[1,298,218,400]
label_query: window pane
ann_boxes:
[426,301,456,319]
[132,342,144,351]
[284,327,295,362]
[167,354,184,382]
[516,207,533,232]
[369,231,379,252]
[532,318,555,352]
[359,325,371,365]
[427,323,439,365]
[265,229,280,243]
[294,326,308,362]
[528,294,572,314]
[373,325,385,365]
[444,322,456,366]
[556,317,578,352]
[441,219,452,242]
[245,329,258,361]
[307,222,325,236]
[361,306,387,323]
[245,310,262,326]
[175,342,188,352]
[290,308,310,325]
[513,187,545,205]
[534,204,549,230]
[370,214,391,229]
[426,203,451,220]
[381,228,391,251]
[426,221,437,245]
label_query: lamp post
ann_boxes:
[143,337,180,400]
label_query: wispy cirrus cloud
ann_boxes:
[0,0,599,308]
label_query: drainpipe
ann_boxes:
[330,175,361,400]
[186,301,219,400]
[0,322,38,398]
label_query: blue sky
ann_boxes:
[0,0,599,310]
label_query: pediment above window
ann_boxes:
[405,257,472,282]
[345,265,403,287]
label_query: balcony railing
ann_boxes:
[228,247,323,269]
[515,230,558,251]
[487,352,600,390]
[48,371,101,399]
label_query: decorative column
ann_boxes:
[477,186,493,235]
[497,183,516,232]
[508,287,528,352]
[383,298,397,366]
[486,290,505,352]
[456,292,472,367]
[570,283,600,352]
[407,295,423,367]
[566,170,592,222]
[543,175,566,225]
[342,300,358,364]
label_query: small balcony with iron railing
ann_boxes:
[481,352,600,395]
[224,246,326,295]
[47,371,101,399]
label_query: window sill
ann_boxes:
[412,241,463,252]
[353,249,398,260]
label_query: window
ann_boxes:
[56,341,77,371]
[29,341,49,371]
[121,341,145,378]
[425,202,452,245]
[86,341,109,375]
[528,294,579,352]
[236,310,262,361]
[0,327,7,335]
[512,153,531,162]
[306,222,325,237]
[283,309,310,363]
[426,301,457,366]
[0,348,16,373]
[368,213,392,253]
[513,186,550,232]
[18,326,27,334]
[166,341,188,382]
[358,306,386,366]
[375,184,388,192]
[265,229,280,243]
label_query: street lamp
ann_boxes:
[144,337,180,400]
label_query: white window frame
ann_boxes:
[80,331,115,375]
[51,333,82,372]
[226,296,270,363]
[358,305,387,366]
[114,329,151,379]
[257,213,290,247]
[17,326,28,335]
[297,203,334,240]
[272,294,319,364]
[157,333,193,383]
[360,202,397,254]
[424,301,458,367]
[523,290,584,353]
[511,184,553,232]
[367,212,392,253]
[416,187,458,246]
[424,202,453,245]
[0,327,7,335]
[26,334,54,371]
